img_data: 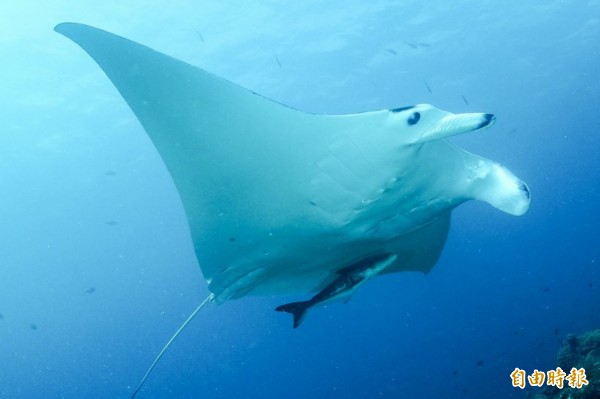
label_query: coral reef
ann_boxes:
[530,329,599,399]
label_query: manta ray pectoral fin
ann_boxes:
[413,112,496,144]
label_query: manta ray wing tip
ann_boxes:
[54,22,74,33]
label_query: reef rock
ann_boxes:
[531,328,599,399]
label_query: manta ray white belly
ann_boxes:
[55,23,530,303]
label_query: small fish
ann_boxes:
[404,41,419,50]
[425,82,432,94]
[589,282,593,288]
[196,31,204,43]
[554,328,559,335]
[104,170,117,176]
[542,287,550,292]
[417,42,432,48]
[275,56,282,68]
[105,220,118,226]
[276,253,397,328]
[30,323,38,331]
[386,48,397,55]
[461,95,470,106]
[0,313,3,320]
[85,287,96,294]
[476,360,484,367]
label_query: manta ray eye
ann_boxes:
[407,112,421,125]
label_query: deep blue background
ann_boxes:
[0,1,598,398]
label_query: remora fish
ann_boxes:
[276,253,397,328]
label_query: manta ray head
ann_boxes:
[384,104,531,217]
[362,103,530,227]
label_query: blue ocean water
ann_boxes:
[1,1,599,398]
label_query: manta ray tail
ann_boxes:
[131,294,214,399]
[275,301,311,328]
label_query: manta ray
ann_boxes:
[54,23,530,397]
